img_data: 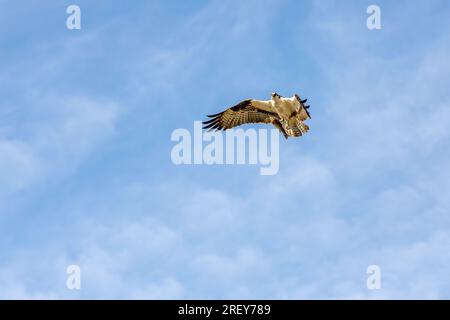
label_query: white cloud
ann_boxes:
[0,139,39,194]
[0,95,120,200]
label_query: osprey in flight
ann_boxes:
[203,92,311,139]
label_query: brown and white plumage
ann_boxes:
[203,99,278,130]
[203,92,311,139]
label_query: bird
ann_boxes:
[202,92,311,139]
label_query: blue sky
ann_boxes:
[1,0,450,299]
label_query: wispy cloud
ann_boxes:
[0,96,120,199]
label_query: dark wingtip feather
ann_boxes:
[203,120,220,130]
[207,111,223,118]
[305,109,311,119]
[202,117,218,125]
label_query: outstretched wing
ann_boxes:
[203,99,279,131]
[296,106,311,121]
[293,95,311,121]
